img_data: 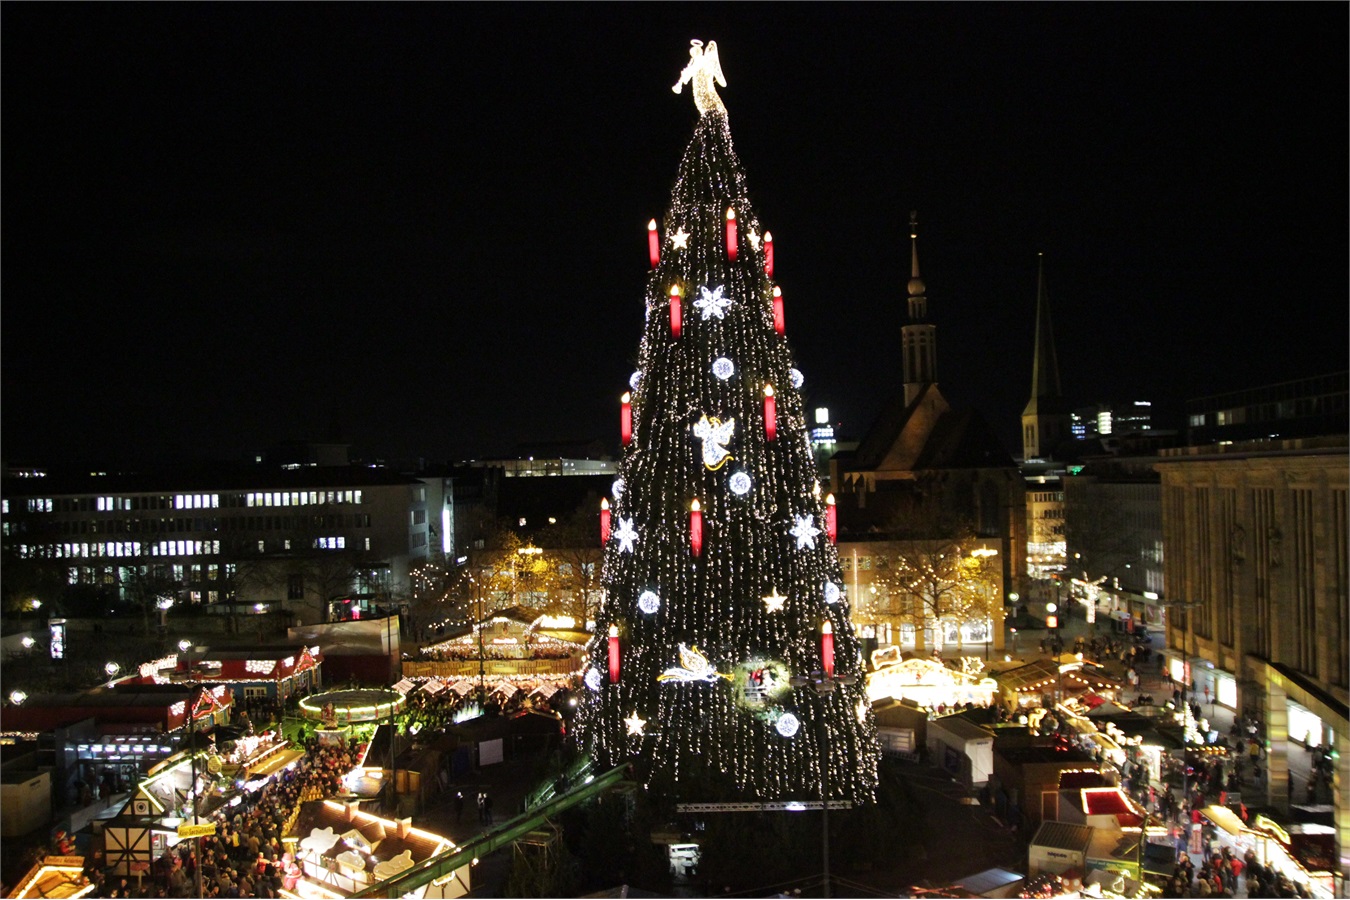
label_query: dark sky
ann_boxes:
[4,4,1345,468]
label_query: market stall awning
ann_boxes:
[1202,804,1245,836]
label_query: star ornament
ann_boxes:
[624,711,648,736]
[694,284,733,320]
[613,517,638,553]
[762,589,787,613]
[790,514,821,550]
[747,229,760,249]
[670,228,689,250]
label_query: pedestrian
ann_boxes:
[477,791,486,823]
[454,790,465,821]
[483,793,493,825]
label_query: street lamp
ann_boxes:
[790,667,857,900]
[10,690,27,705]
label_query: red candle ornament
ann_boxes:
[772,286,785,335]
[725,207,738,261]
[600,498,611,544]
[825,493,837,544]
[690,498,703,557]
[764,230,774,278]
[669,285,682,338]
[647,219,660,269]
[821,620,835,677]
[620,392,633,446]
[763,385,777,441]
[608,624,620,683]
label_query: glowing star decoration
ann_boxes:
[762,589,787,613]
[712,357,735,380]
[670,228,690,250]
[657,644,733,683]
[584,668,603,691]
[692,414,736,470]
[637,590,661,615]
[789,368,804,389]
[613,517,638,553]
[729,471,752,496]
[624,711,648,736]
[790,514,821,550]
[747,229,760,249]
[672,39,727,117]
[823,581,842,604]
[856,698,869,724]
[775,712,800,738]
[694,284,732,320]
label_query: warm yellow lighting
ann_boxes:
[690,498,701,512]
[764,384,775,397]
[647,219,657,232]
[624,711,647,736]
[621,391,631,403]
[608,624,619,638]
[773,286,782,298]
[670,228,689,249]
[726,207,736,221]
[762,590,787,613]
[826,493,835,506]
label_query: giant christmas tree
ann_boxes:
[576,40,879,804]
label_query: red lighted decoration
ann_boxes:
[821,621,835,677]
[608,624,620,682]
[690,498,704,557]
[825,493,837,544]
[725,207,738,261]
[763,385,777,441]
[669,286,682,338]
[772,286,785,335]
[647,219,660,269]
[620,392,633,446]
[764,230,774,277]
[600,498,611,544]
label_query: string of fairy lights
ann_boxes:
[575,100,879,804]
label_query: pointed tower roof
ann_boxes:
[1030,253,1061,400]
[907,210,926,307]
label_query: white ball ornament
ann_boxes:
[612,478,625,500]
[775,712,800,737]
[712,357,735,380]
[789,368,804,389]
[584,668,602,691]
[637,590,661,614]
[630,371,643,391]
[729,471,752,496]
[823,582,842,604]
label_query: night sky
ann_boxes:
[4,5,1345,469]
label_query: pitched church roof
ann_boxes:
[845,383,1015,474]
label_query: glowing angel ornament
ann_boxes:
[693,414,736,470]
[657,644,734,683]
[672,39,727,116]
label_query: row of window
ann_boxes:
[17,512,377,538]
[12,489,369,515]
[17,540,227,560]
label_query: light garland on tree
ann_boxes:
[576,39,878,805]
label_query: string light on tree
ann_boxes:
[576,38,878,805]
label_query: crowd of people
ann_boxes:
[84,739,360,898]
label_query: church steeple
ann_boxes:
[1021,253,1072,460]
[901,211,937,406]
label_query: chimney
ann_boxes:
[397,817,412,839]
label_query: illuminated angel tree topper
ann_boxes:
[576,40,879,804]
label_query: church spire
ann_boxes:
[1021,253,1071,460]
[901,211,936,405]
[1029,252,1061,400]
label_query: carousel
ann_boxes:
[865,647,999,709]
[298,689,405,727]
